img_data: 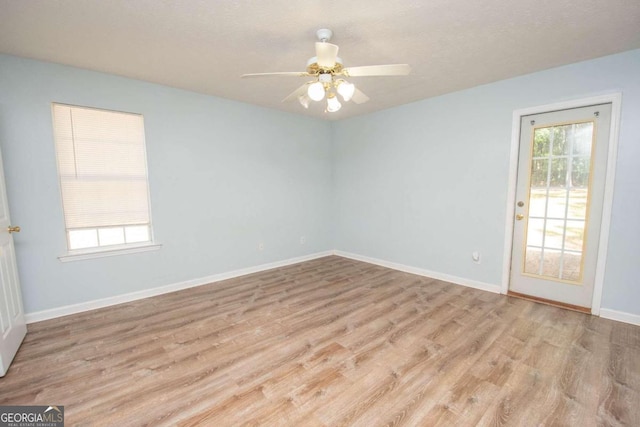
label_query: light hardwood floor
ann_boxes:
[1,256,638,426]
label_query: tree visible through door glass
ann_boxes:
[523,122,594,283]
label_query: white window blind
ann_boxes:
[52,103,153,251]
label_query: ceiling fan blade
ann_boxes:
[315,42,339,68]
[282,83,310,103]
[342,64,411,77]
[242,72,308,78]
[351,88,370,104]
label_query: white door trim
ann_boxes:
[501,93,622,315]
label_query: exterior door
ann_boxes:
[0,146,25,377]
[509,103,612,309]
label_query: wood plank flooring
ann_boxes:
[1,256,638,426]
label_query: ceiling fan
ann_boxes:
[241,29,411,113]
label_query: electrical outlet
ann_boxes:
[258,242,264,251]
[472,251,481,264]
[300,236,306,245]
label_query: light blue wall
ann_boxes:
[332,49,640,316]
[0,54,333,314]
[2,49,639,317]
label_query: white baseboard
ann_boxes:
[25,250,334,324]
[599,308,640,326]
[333,253,640,326]
[30,248,635,327]
[333,250,502,294]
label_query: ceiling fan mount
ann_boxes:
[242,29,411,113]
[315,28,333,43]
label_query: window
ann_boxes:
[52,103,154,253]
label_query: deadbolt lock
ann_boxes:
[517,201,524,207]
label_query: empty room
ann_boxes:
[0,1,639,426]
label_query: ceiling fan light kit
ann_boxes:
[242,29,411,113]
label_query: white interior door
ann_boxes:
[0,146,26,377]
[509,103,612,309]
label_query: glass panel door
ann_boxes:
[510,103,612,308]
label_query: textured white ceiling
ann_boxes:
[1,0,639,120]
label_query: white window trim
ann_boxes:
[58,242,162,263]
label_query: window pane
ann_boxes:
[532,128,550,157]
[541,249,562,278]
[571,157,590,188]
[568,188,588,220]
[546,189,567,218]
[530,159,548,188]
[524,247,541,275]
[125,225,150,243]
[561,252,582,282]
[69,229,98,250]
[573,123,593,155]
[98,227,125,246]
[544,219,565,250]
[551,125,570,156]
[526,218,544,247]
[528,187,546,217]
[550,158,567,187]
[565,220,586,251]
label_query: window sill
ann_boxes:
[58,243,162,263]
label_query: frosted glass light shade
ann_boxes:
[337,81,355,101]
[307,81,325,101]
[298,94,310,109]
[326,95,341,112]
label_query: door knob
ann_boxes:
[515,214,524,221]
[7,225,20,233]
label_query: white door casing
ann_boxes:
[502,93,622,314]
[0,145,26,377]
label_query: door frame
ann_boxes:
[501,93,622,315]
